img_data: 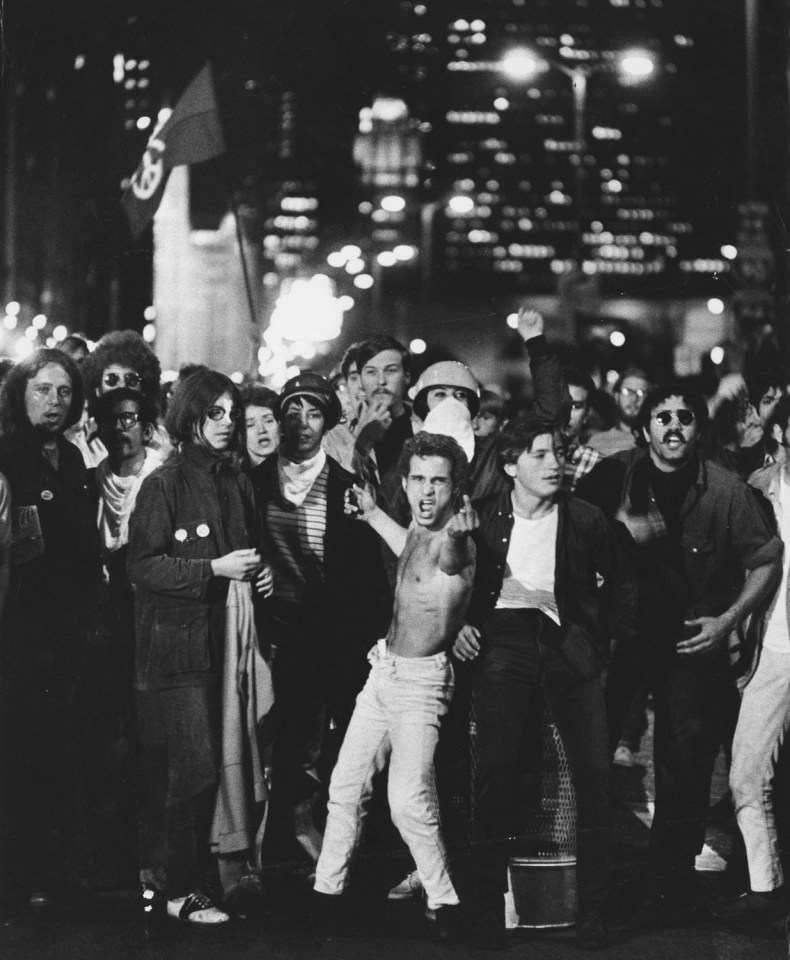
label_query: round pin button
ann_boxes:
[174,528,188,542]
[41,490,53,501]
[196,524,210,538]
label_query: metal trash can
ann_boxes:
[507,711,578,928]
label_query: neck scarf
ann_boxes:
[278,448,327,506]
[97,448,161,554]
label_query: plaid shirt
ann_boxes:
[562,442,603,492]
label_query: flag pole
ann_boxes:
[228,188,259,332]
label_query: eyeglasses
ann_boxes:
[100,412,141,430]
[653,409,695,427]
[206,406,241,422]
[102,371,141,389]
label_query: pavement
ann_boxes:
[1,707,788,960]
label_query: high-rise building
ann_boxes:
[376,0,759,301]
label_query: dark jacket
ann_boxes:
[248,454,391,658]
[128,444,259,691]
[575,448,783,636]
[467,486,637,680]
[0,435,101,645]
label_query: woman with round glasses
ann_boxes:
[128,369,273,925]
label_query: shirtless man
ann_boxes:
[313,433,477,940]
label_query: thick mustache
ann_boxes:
[662,431,684,443]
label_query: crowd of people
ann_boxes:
[0,312,789,948]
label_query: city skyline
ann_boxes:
[2,1,788,376]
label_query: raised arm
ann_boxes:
[345,484,408,557]
[518,307,571,427]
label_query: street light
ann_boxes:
[498,47,656,269]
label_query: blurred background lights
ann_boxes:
[15,339,34,358]
[410,338,427,355]
[3,315,17,330]
[500,49,541,80]
[327,251,346,268]
[377,251,397,267]
[345,258,365,275]
[620,50,655,77]
[143,305,156,321]
[720,245,737,260]
[610,330,626,347]
[337,295,355,311]
[5,302,20,316]
[136,116,151,131]
[230,371,244,384]
[380,195,406,213]
[493,97,510,110]
[448,195,475,215]
[393,245,416,261]
[25,327,39,341]
[710,346,725,365]
[707,298,725,315]
[142,323,156,342]
[340,245,361,259]
[506,313,520,329]
[32,314,47,329]
[53,325,68,341]
[353,274,374,290]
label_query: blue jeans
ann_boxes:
[315,641,459,909]
[473,609,612,911]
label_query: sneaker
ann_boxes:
[387,869,423,901]
[711,889,787,927]
[613,743,636,768]
[166,892,230,925]
[576,909,610,949]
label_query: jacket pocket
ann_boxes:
[152,608,211,676]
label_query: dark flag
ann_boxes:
[122,63,226,238]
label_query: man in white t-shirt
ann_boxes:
[714,394,790,930]
[454,415,637,949]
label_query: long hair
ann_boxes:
[165,369,242,446]
[0,349,84,443]
[83,330,161,402]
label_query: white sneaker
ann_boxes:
[613,743,636,768]
[167,892,230,924]
[387,869,423,901]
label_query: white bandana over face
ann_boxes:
[420,396,476,462]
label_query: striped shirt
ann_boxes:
[264,463,329,604]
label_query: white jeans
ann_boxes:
[730,646,790,891]
[314,640,459,909]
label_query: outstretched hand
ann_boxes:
[517,306,544,341]
[447,495,479,539]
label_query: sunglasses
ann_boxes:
[100,412,141,430]
[206,406,241,422]
[102,371,141,389]
[654,409,695,427]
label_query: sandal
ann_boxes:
[166,892,230,925]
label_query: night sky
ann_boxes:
[2,0,788,338]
